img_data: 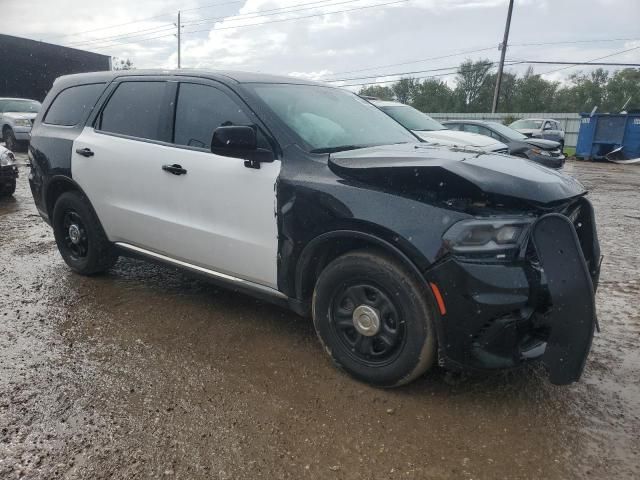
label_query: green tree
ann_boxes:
[392,77,419,104]
[357,85,394,101]
[604,68,640,111]
[411,79,454,113]
[453,59,494,111]
[112,57,134,70]
[512,67,558,111]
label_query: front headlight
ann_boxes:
[14,119,32,127]
[529,148,551,157]
[443,218,534,259]
[0,150,16,166]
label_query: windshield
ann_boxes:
[1,99,41,113]
[379,105,446,131]
[486,121,528,141]
[249,84,417,153]
[510,119,543,129]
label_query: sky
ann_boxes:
[4,0,640,90]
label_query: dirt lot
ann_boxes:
[1,154,639,479]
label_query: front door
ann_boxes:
[163,81,281,288]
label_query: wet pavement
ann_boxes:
[1,153,639,479]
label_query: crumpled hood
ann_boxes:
[3,112,37,121]
[328,143,585,205]
[414,129,506,151]
[525,137,561,150]
[514,128,538,137]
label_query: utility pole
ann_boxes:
[177,10,181,69]
[491,0,514,113]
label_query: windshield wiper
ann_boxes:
[310,145,368,154]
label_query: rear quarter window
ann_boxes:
[43,83,106,126]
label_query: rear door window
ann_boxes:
[44,83,105,126]
[97,81,171,142]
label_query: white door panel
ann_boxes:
[72,127,281,289]
[72,127,185,252]
[162,149,280,288]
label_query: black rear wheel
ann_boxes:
[313,250,437,387]
[52,191,118,275]
[0,179,16,197]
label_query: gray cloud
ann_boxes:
[4,0,639,88]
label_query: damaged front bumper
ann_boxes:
[426,198,601,385]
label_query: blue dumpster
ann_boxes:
[576,113,640,160]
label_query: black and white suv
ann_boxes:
[29,70,601,387]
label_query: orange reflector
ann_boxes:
[429,282,447,316]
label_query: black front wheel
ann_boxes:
[312,250,437,387]
[52,191,118,275]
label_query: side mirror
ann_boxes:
[210,125,274,168]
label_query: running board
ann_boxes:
[115,242,287,300]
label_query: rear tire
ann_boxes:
[0,179,16,197]
[52,191,118,275]
[312,250,437,387]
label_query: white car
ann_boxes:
[370,100,508,153]
[0,97,41,152]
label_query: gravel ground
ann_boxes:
[1,154,639,479]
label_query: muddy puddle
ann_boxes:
[1,154,638,478]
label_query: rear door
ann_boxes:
[72,78,183,256]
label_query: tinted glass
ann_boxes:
[0,99,41,113]
[174,83,252,149]
[44,83,105,126]
[510,119,543,129]
[249,83,416,153]
[99,81,169,141]
[379,105,446,131]
[463,124,490,136]
[485,121,528,140]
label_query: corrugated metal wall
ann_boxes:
[427,113,582,148]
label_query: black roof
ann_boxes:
[442,119,501,126]
[53,69,325,89]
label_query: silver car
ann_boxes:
[509,118,565,149]
[0,97,41,151]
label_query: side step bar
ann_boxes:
[115,242,287,300]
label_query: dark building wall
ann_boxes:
[0,34,111,102]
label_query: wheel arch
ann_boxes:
[45,175,92,220]
[294,229,429,312]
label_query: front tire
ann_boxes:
[52,191,118,275]
[312,250,437,387]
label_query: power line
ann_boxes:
[70,0,407,51]
[68,0,348,48]
[319,46,496,78]
[539,45,640,75]
[326,61,499,83]
[510,36,640,47]
[183,0,409,36]
[182,0,367,28]
[42,0,243,42]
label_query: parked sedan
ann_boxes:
[443,120,565,169]
[0,144,18,197]
[370,100,509,153]
[0,97,41,152]
[510,118,565,149]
